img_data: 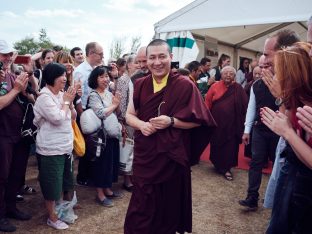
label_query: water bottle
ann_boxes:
[96,138,102,157]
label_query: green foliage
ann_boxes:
[13,37,40,55]
[13,28,64,55]
[38,28,54,49]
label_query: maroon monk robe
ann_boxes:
[209,83,248,173]
[124,72,216,234]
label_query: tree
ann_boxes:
[109,35,142,60]
[13,28,58,55]
[109,37,125,60]
[130,36,141,54]
[38,28,54,49]
[13,37,40,55]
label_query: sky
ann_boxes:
[0,0,194,60]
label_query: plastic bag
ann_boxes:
[119,137,134,173]
[55,191,78,224]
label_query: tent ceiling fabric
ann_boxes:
[191,22,307,52]
[154,0,311,53]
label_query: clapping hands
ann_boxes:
[63,86,76,103]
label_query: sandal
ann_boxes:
[224,171,233,181]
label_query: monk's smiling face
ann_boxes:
[147,43,172,81]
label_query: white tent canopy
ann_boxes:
[154,0,311,65]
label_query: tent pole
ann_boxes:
[233,47,238,69]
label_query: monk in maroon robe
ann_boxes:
[205,66,248,181]
[125,39,216,234]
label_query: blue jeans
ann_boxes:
[263,137,286,208]
[290,167,312,233]
[266,159,297,234]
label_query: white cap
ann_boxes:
[0,40,14,54]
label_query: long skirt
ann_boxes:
[210,138,240,173]
[91,138,119,188]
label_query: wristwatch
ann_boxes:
[275,97,283,107]
[170,116,175,127]
[64,101,70,106]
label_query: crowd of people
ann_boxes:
[0,16,312,234]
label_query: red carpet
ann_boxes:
[200,144,273,174]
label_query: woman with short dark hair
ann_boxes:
[87,66,122,207]
[33,63,76,230]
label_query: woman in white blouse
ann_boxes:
[33,63,76,230]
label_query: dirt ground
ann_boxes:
[9,156,271,234]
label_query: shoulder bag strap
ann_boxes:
[88,90,107,139]
[37,69,43,90]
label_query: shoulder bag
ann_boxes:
[72,120,85,157]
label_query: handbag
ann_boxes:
[82,90,121,137]
[119,137,134,173]
[72,120,85,157]
[21,102,38,144]
[85,122,107,161]
[80,108,101,134]
[103,113,122,138]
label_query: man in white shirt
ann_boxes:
[73,42,104,109]
[73,42,104,186]
[239,55,280,210]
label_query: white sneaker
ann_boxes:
[47,218,69,230]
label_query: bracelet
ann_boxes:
[64,101,70,106]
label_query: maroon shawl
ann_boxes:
[133,72,216,183]
[210,83,248,146]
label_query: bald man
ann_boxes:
[135,46,149,74]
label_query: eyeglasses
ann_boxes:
[92,51,103,57]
